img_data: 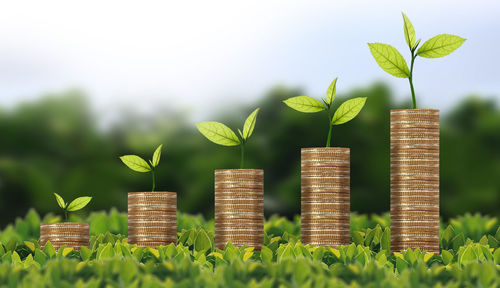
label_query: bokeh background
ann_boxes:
[1,1,499,227]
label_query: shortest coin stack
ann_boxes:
[40,223,89,251]
[128,192,177,247]
[214,169,264,250]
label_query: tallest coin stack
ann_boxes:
[390,109,440,254]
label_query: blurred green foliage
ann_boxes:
[0,210,499,287]
[0,84,499,226]
[2,209,498,248]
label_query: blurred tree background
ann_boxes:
[0,83,499,227]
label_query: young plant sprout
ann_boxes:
[283,77,367,147]
[53,193,92,222]
[368,12,466,109]
[196,108,260,169]
[120,144,163,192]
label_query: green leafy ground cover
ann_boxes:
[0,210,499,287]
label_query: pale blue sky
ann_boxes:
[0,0,499,122]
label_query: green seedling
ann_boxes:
[53,193,92,222]
[196,108,260,169]
[368,12,466,109]
[120,144,163,192]
[283,77,367,147]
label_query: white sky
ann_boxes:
[0,0,499,122]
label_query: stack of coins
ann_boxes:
[40,223,89,251]
[301,147,350,247]
[128,192,177,247]
[214,169,264,250]
[390,109,440,254]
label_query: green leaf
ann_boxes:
[354,247,369,266]
[381,228,391,256]
[120,155,152,172]
[24,241,35,252]
[329,248,340,259]
[242,250,254,262]
[313,246,324,261]
[11,251,21,264]
[178,230,191,245]
[368,43,410,78]
[278,244,294,263]
[114,242,123,257]
[223,242,239,262]
[121,245,133,258]
[194,229,212,252]
[34,249,47,266]
[487,235,499,249]
[148,247,160,259]
[152,144,162,167]
[402,12,415,48]
[54,193,66,209]
[98,243,115,259]
[441,225,456,249]
[164,244,177,259]
[326,77,338,105]
[196,122,241,146]
[424,252,434,262]
[283,96,326,113]
[23,254,34,268]
[458,245,476,265]
[62,247,74,257]
[66,197,92,212]
[494,248,500,265]
[43,241,56,258]
[372,226,383,247]
[479,235,489,246]
[417,34,466,58]
[481,245,493,261]
[132,247,144,262]
[393,252,404,260]
[404,249,417,265]
[375,251,387,265]
[364,229,375,247]
[56,245,67,257]
[441,250,453,265]
[5,239,17,252]
[396,257,408,274]
[352,231,364,245]
[242,108,260,140]
[260,246,273,262]
[186,230,196,246]
[452,233,465,251]
[346,244,356,261]
[80,246,92,261]
[331,97,367,125]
